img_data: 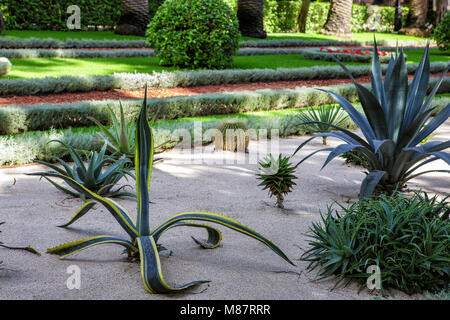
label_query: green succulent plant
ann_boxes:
[89,102,135,159]
[45,88,294,294]
[89,103,174,163]
[27,141,135,199]
[215,119,249,152]
[301,191,450,295]
[296,105,350,145]
[257,154,297,208]
[293,41,450,198]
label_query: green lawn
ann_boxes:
[3,30,429,43]
[4,49,447,79]
[4,55,366,79]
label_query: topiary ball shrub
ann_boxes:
[433,13,450,51]
[301,191,450,295]
[146,0,240,69]
[0,57,11,76]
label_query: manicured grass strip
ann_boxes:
[0,60,447,97]
[2,94,448,167]
[4,55,365,79]
[3,49,447,80]
[1,77,448,135]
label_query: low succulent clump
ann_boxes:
[214,119,250,153]
[27,140,135,199]
[301,191,450,295]
[257,154,297,208]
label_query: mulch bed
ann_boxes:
[0,73,443,107]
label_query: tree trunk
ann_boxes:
[406,0,429,29]
[0,12,4,36]
[321,0,353,36]
[237,0,267,39]
[297,0,311,33]
[394,0,402,31]
[435,0,448,25]
[115,0,149,37]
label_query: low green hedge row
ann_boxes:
[0,37,148,49]
[0,47,425,59]
[0,36,431,50]
[301,48,394,63]
[1,79,448,135]
[0,48,156,59]
[1,62,447,97]
[2,95,448,166]
[0,37,362,50]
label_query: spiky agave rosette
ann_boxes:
[46,88,294,294]
[294,40,450,198]
[257,154,297,208]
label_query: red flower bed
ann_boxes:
[319,47,391,56]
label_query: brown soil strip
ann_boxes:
[0,73,443,107]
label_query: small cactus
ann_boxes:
[214,119,249,152]
[257,154,297,208]
[0,57,12,77]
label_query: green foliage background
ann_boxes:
[0,0,410,33]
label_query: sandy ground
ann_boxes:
[0,123,448,300]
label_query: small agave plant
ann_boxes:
[89,103,135,159]
[257,154,297,208]
[294,41,449,198]
[296,105,350,145]
[46,89,294,293]
[27,141,135,199]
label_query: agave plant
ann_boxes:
[293,41,450,198]
[27,141,135,199]
[89,102,174,162]
[296,105,349,145]
[46,89,294,293]
[257,154,297,208]
[89,103,135,159]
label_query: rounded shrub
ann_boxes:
[0,57,11,76]
[146,0,240,69]
[433,13,450,51]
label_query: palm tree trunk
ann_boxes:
[435,0,448,25]
[406,0,429,29]
[321,0,353,36]
[237,0,267,39]
[0,12,4,36]
[115,0,149,36]
[297,0,311,33]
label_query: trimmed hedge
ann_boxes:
[0,37,148,49]
[0,62,447,97]
[1,79,448,135]
[0,48,156,59]
[2,0,121,31]
[2,95,448,166]
[0,57,11,76]
[301,48,394,63]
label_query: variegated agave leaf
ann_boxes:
[48,87,294,294]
